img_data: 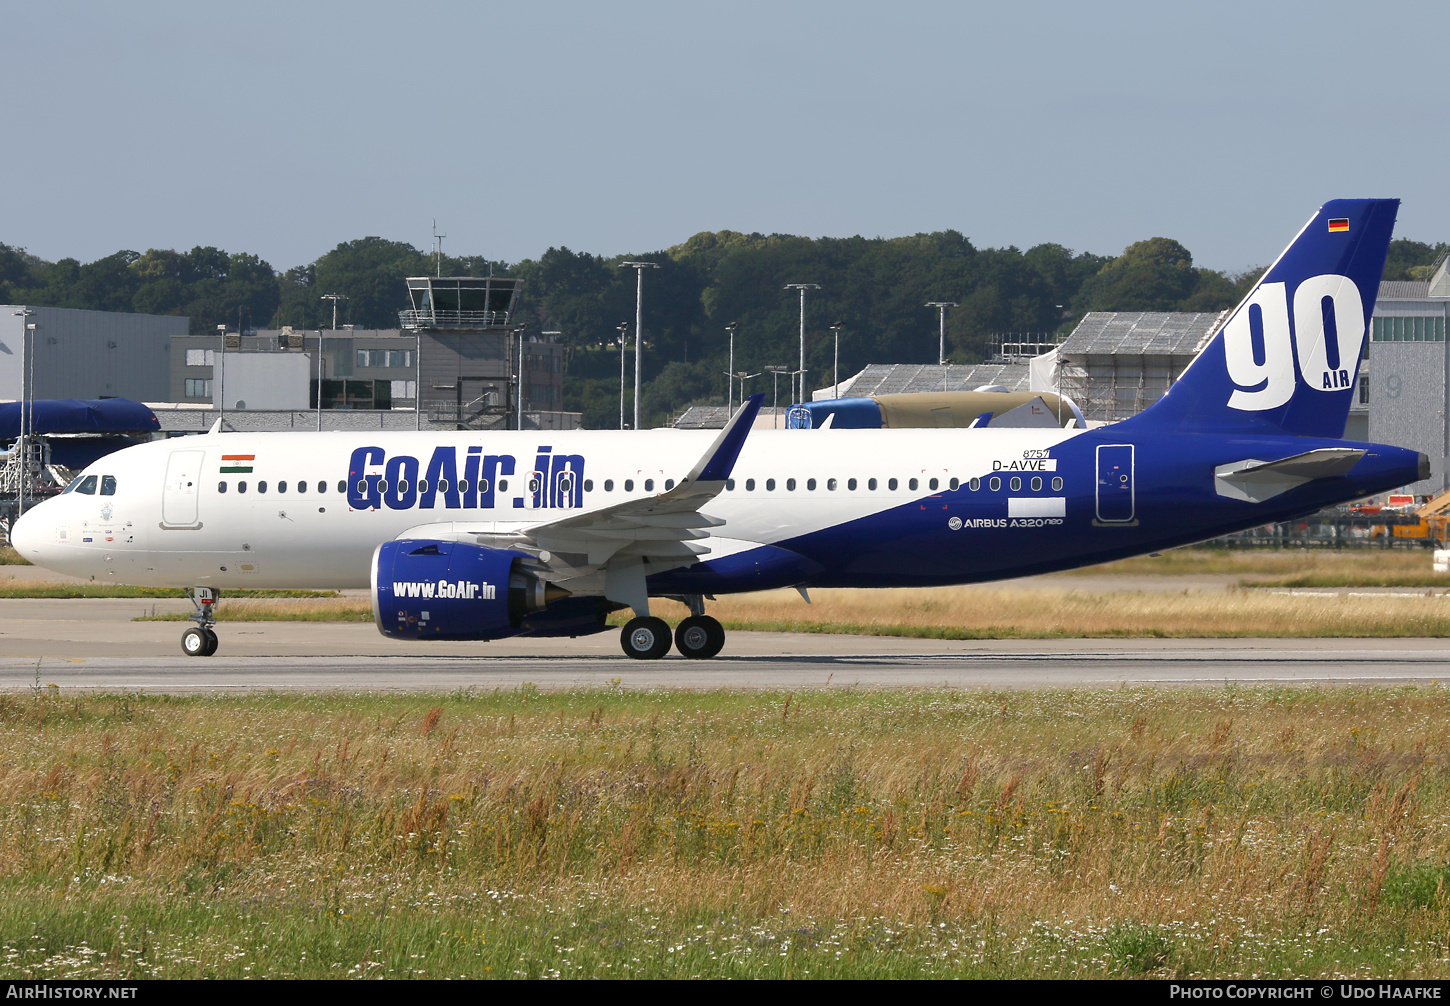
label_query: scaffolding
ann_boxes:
[1055,311,1228,423]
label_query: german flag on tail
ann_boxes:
[1328,218,1350,233]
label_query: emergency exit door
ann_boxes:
[1095,444,1135,523]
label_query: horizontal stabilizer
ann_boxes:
[1214,448,1365,503]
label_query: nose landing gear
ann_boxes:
[182,587,220,656]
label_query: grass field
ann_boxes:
[1070,547,1442,585]
[3,686,1450,979]
[134,585,1450,638]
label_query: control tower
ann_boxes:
[399,275,539,429]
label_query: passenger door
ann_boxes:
[160,450,205,529]
[1095,444,1135,523]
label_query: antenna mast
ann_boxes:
[432,218,446,277]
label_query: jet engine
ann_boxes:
[372,539,570,641]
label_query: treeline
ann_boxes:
[2,232,1445,428]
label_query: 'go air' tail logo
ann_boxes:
[1224,274,1365,411]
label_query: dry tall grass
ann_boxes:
[144,584,1450,637]
[3,687,1450,977]
[670,586,1450,638]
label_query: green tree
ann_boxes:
[1083,237,1198,311]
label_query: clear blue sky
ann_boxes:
[4,0,1447,274]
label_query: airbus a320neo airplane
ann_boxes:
[10,199,1426,660]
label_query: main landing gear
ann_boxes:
[181,587,219,657]
[619,596,726,660]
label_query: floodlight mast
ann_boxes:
[12,309,33,516]
[784,283,820,404]
[764,365,790,429]
[616,322,630,430]
[723,323,739,413]
[619,262,659,431]
[318,294,347,431]
[829,323,844,399]
[926,302,958,366]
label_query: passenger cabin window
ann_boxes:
[806,478,815,490]
[1031,476,1042,491]
[949,478,959,490]
[725,479,735,491]
[218,481,227,493]
[929,478,939,491]
[786,478,796,491]
[908,478,919,491]
[1052,477,1063,491]
[298,481,308,493]
[968,477,980,491]
[278,481,288,493]
[1009,477,1021,491]
[604,479,614,491]
[336,480,346,493]
[416,480,428,495]
[583,480,593,492]
[73,475,98,495]
[989,477,1000,491]
[258,481,269,494]
[665,479,675,490]
[238,481,248,493]
[868,478,877,490]
[827,478,837,491]
[100,476,117,495]
[644,479,655,491]
[888,478,898,491]
[847,478,857,490]
[766,479,776,491]
[745,478,756,491]
[624,480,634,492]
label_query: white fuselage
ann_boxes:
[11,426,1081,590]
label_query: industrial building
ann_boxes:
[0,305,184,402]
[165,275,576,433]
[1364,255,1450,494]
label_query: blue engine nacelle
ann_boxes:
[372,539,565,641]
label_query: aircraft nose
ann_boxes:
[9,506,49,564]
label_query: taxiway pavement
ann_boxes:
[0,597,1444,693]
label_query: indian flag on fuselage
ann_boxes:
[220,454,254,474]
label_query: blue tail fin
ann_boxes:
[1133,198,1398,437]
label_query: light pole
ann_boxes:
[12,309,34,515]
[723,322,738,412]
[926,301,958,367]
[735,369,762,405]
[829,322,843,399]
[784,283,820,403]
[513,326,526,431]
[619,261,659,431]
[617,322,630,430]
[765,365,790,429]
[216,324,228,431]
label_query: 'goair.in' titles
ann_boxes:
[347,445,584,510]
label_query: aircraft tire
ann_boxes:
[182,627,209,657]
[201,628,219,656]
[621,616,673,660]
[675,615,725,659]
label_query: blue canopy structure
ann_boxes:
[0,399,159,440]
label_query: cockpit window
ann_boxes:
[100,475,117,496]
[72,475,98,495]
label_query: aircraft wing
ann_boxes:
[395,395,762,614]
[523,393,761,566]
